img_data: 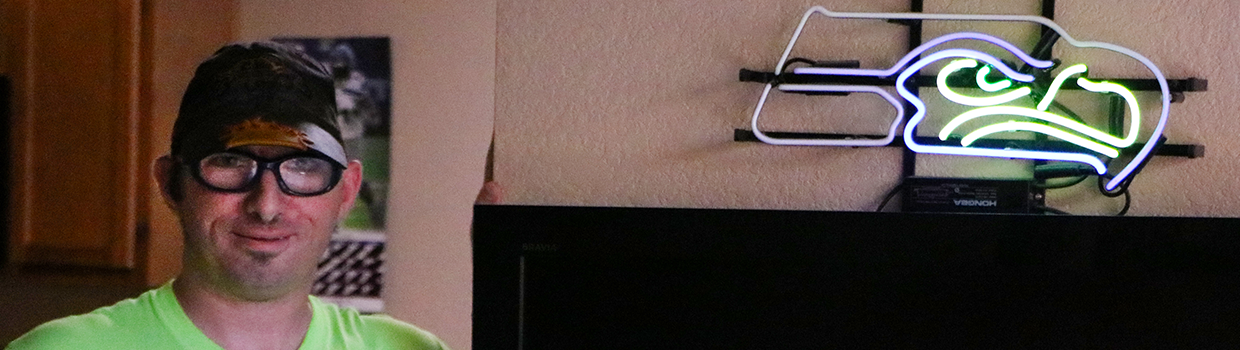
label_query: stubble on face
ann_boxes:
[183,207,326,301]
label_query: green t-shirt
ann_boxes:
[7,282,448,350]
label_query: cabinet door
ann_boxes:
[7,0,144,269]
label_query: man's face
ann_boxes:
[161,145,361,301]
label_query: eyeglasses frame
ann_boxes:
[179,150,346,197]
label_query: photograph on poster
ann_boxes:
[274,36,391,312]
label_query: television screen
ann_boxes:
[474,205,1240,348]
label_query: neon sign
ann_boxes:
[934,60,1140,160]
[748,6,1172,191]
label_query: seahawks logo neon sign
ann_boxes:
[748,6,1172,191]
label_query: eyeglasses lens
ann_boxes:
[279,157,335,194]
[199,153,257,190]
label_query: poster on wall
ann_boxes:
[274,36,392,313]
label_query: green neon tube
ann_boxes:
[975,66,1011,92]
[1036,64,1089,111]
[960,121,1120,158]
[937,59,1030,107]
[939,106,1133,148]
[1077,77,1141,147]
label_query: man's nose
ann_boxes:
[243,169,286,224]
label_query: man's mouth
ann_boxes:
[231,231,296,253]
[233,232,293,241]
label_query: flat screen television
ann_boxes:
[473,205,1240,348]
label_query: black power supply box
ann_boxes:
[901,177,1042,214]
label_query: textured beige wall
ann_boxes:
[236,1,494,349]
[227,0,1237,347]
[497,0,1240,217]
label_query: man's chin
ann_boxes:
[225,272,306,302]
[245,250,279,264]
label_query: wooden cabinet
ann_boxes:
[8,0,144,270]
[4,0,235,285]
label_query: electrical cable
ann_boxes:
[1096,175,1127,197]
[1117,190,1131,216]
[1094,173,1133,215]
[875,181,905,212]
[1035,205,1071,215]
[1037,175,1088,189]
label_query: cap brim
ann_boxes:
[222,120,348,166]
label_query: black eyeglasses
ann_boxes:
[183,151,345,197]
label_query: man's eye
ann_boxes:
[285,158,328,173]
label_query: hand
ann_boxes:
[475,181,503,204]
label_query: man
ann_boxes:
[8,42,448,349]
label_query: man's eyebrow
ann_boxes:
[224,149,325,161]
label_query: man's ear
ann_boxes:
[336,160,364,220]
[154,155,182,209]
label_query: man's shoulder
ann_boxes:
[7,296,153,349]
[7,312,119,349]
[310,298,449,350]
[6,287,182,350]
[356,313,448,348]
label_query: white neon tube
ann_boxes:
[801,6,1170,190]
[791,32,1053,77]
[750,31,1045,147]
[749,7,1170,189]
[751,84,905,146]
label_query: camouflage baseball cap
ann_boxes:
[171,41,346,166]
